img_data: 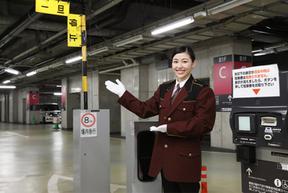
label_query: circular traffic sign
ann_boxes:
[80,112,96,127]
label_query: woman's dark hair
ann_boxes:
[169,46,196,65]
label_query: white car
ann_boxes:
[37,103,61,123]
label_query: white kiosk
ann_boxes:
[73,109,110,193]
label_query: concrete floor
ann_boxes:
[0,123,242,193]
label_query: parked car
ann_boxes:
[35,103,61,123]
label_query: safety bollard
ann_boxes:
[52,116,60,129]
[201,166,208,193]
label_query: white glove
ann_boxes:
[105,79,126,97]
[150,124,167,133]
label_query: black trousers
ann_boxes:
[161,172,200,193]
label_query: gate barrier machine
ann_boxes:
[73,109,110,193]
[230,71,288,193]
[126,121,162,193]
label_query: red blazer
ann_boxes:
[118,75,216,182]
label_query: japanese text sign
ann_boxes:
[233,64,280,98]
[36,0,70,16]
[80,112,97,137]
[67,14,82,47]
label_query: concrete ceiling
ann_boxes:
[0,0,288,88]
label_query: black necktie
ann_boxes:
[171,84,180,104]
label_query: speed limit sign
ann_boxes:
[80,112,97,137]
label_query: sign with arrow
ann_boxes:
[213,54,252,112]
[242,160,288,193]
[233,64,280,98]
[246,168,252,176]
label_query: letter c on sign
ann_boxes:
[219,66,226,79]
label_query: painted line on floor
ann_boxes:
[47,174,73,193]
[0,176,26,183]
[4,132,29,138]
[0,176,25,192]
[111,183,126,193]
[47,174,126,193]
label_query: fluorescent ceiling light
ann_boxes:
[4,68,20,75]
[71,87,81,93]
[208,0,253,15]
[56,85,62,88]
[251,30,271,35]
[254,49,275,56]
[2,80,11,84]
[113,35,144,47]
[193,11,207,18]
[53,92,62,96]
[88,46,109,56]
[65,56,82,64]
[0,85,16,89]
[251,49,263,53]
[151,17,194,36]
[254,52,269,56]
[26,71,37,77]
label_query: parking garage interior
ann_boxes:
[0,0,288,193]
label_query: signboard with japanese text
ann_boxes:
[61,85,66,111]
[35,0,70,16]
[29,91,40,105]
[80,112,97,137]
[242,160,288,193]
[213,55,233,95]
[233,64,280,98]
[213,55,252,111]
[67,14,82,47]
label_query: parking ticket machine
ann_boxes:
[230,71,288,193]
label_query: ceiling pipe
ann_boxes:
[0,15,64,32]
[87,0,123,20]
[5,30,67,65]
[4,0,124,67]
[99,63,139,74]
[0,11,41,49]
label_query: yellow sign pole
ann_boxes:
[81,15,88,109]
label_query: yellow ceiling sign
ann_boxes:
[35,0,70,16]
[67,14,82,47]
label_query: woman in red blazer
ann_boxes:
[105,46,216,193]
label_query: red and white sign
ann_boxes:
[213,55,252,95]
[61,85,66,111]
[213,60,234,95]
[232,64,280,98]
[80,112,97,137]
[26,91,40,110]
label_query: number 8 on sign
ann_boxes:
[81,112,96,127]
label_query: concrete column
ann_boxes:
[0,94,4,122]
[121,66,140,137]
[87,70,99,110]
[192,36,252,150]
[61,77,81,129]
[25,88,40,124]
[99,73,121,134]
[9,91,18,123]
[61,78,69,129]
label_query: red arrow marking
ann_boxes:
[253,88,260,95]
